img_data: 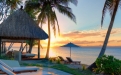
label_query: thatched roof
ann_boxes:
[2,39,26,43]
[0,9,48,40]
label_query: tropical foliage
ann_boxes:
[24,0,41,20]
[93,55,121,75]
[0,0,22,21]
[26,40,38,53]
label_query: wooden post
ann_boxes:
[38,40,40,59]
[19,42,23,51]
[4,42,6,53]
[26,44,28,53]
[0,38,1,56]
[2,42,3,53]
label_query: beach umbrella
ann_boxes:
[61,42,80,58]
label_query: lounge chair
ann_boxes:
[22,53,36,58]
[0,64,16,75]
[0,59,39,74]
[58,56,69,64]
[66,57,81,65]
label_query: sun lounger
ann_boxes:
[0,64,16,75]
[58,56,69,64]
[22,53,36,58]
[66,57,81,65]
[0,59,39,74]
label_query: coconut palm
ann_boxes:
[88,0,120,71]
[0,0,22,21]
[98,0,120,57]
[37,0,77,59]
[24,0,40,53]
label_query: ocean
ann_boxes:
[12,47,121,65]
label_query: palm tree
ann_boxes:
[26,40,38,53]
[24,0,41,53]
[88,0,120,71]
[0,0,22,21]
[98,0,120,57]
[37,0,77,59]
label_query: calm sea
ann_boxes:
[12,47,121,65]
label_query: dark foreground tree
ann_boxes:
[88,0,120,71]
[0,0,22,21]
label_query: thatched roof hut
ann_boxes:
[1,39,26,43]
[0,8,48,58]
[0,8,48,40]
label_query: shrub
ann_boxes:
[0,55,14,60]
[93,55,121,75]
[82,65,86,70]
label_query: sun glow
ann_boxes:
[43,34,63,47]
[49,50,57,57]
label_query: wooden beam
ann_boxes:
[38,40,40,58]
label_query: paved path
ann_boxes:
[17,67,72,75]
[19,60,72,75]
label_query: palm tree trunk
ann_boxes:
[88,0,119,71]
[45,17,51,59]
[28,40,33,53]
[21,44,27,52]
[98,0,119,58]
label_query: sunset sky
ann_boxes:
[41,0,121,47]
[6,0,121,48]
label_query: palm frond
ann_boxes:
[38,11,47,28]
[101,0,114,27]
[53,11,60,36]
[61,0,78,6]
[56,4,76,23]
[101,0,120,27]
[6,0,22,10]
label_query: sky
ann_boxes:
[5,0,121,47]
[41,0,121,47]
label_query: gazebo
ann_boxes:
[0,7,48,58]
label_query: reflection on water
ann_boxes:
[11,47,121,65]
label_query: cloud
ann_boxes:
[41,28,121,47]
[62,30,101,38]
[61,28,121,38]
[117,40,121,42]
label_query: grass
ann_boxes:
[1,56,95,75]
[0,55,14,60]
[20,62,95,75]
[51,64,95,75]
[20,63,44,67]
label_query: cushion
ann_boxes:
[22,53,35,57]
[12,67,39,72]
[0,60,13,71]
[1,59,20,67]
[0,64,16,75]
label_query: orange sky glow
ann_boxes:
[40,27,121,47]
[5,0,121,48]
